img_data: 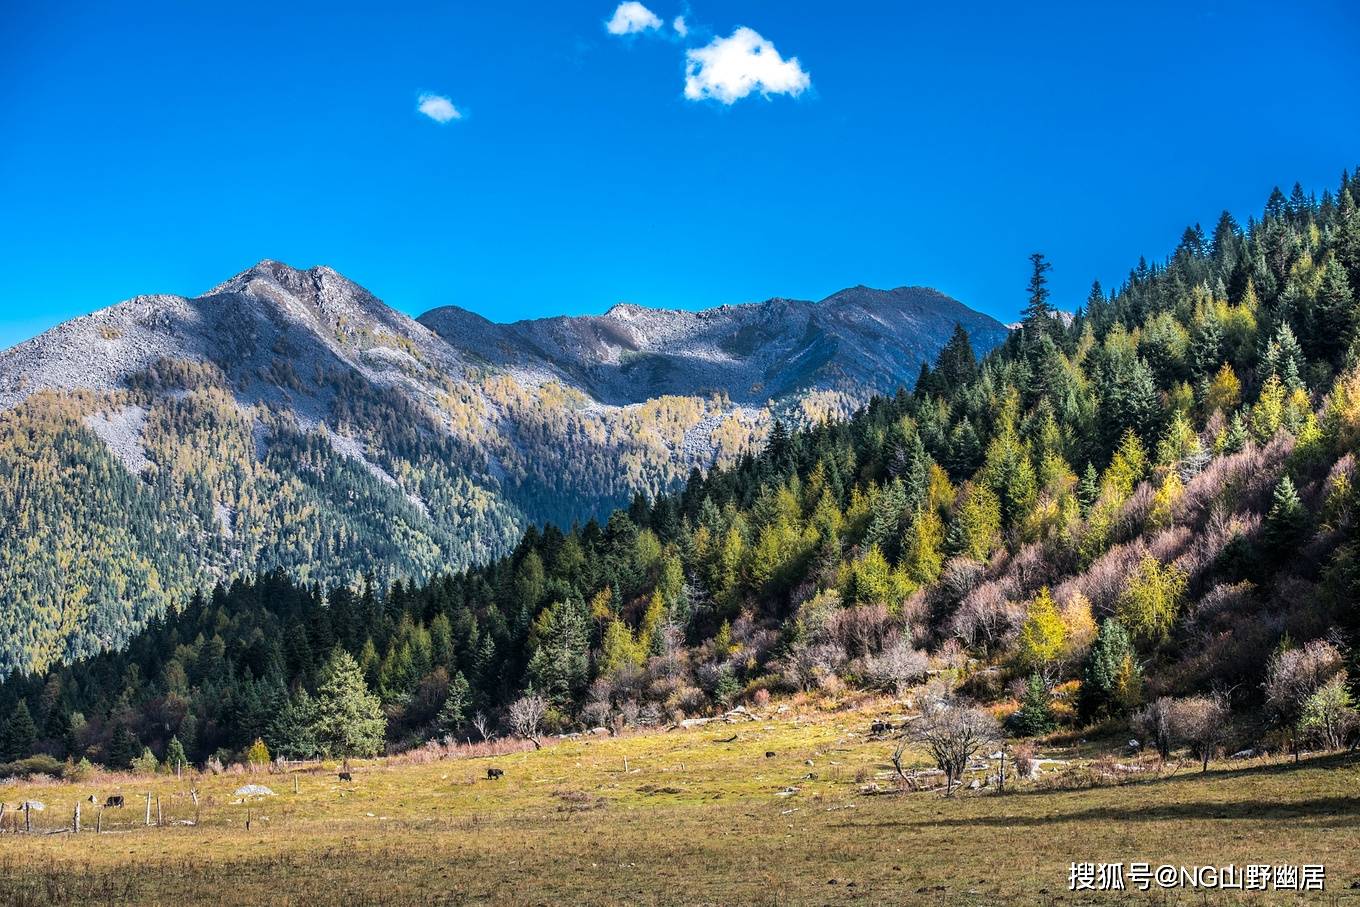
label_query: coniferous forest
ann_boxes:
[4,174,1360,772]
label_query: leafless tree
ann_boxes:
[507,694,548,749]
[470,711,493,742]
[1170,694,1232,771]
[1265,639,1345,761]
[903,690,1000,796]
[1132,697,1175,759]
[863,636,929,697]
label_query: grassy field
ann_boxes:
[0,697,1356,906]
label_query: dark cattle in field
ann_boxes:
[103,795,125,808]
[765,751,776,758]
[486,768,504,780]
[338,772,352,782]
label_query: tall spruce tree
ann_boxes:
[310,650,386,759]
[1022,252,1054,337]
[0,701,37,762]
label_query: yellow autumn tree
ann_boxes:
[1205,363,1241,415]
[1116,556,1189,644]
[597,620,645,676]
[1016,587,1067,673]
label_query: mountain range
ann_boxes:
[0,261,1007,673]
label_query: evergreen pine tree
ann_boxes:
[106,724,141,769]
[165,736,188,774]
[1080,621,1138,720]
[1189,312,1224,380]
[0,701,37,762]
[436,672,471,737]
[1007,674,1056,736]
[1262,476,1308,559]
[1312,257,1355,364]
[935,323,978,388]
[1077,463,1100,514]
[310,649,386,759]
[1022,252,1054,336]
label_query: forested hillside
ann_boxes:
[3,173,1360,770]
[0,265,1004,675]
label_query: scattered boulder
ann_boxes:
[233,785,275,798]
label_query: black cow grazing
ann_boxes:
[338,771,352,782]
[104,795,125,808]
[765,751,776,758]
[486,767,504,780]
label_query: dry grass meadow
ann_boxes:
[0,696,1356,906]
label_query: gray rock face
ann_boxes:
[0,262,1008,522]
[419,284,1009,407]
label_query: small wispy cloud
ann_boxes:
[416,93,462,124]
[672,15,688,37]
[606,2,662,35]
[683,27,810,104]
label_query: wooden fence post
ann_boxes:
[74,800,81,833]
[24,802,31,833]
[156,795,162,826]
[144,794,152,827]
[191,789,200,825]
[97,808,103,834]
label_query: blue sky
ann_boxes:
[1,1,1357,348]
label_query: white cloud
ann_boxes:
[672,15,688,37]
[606,2,662,35]
[683,27,810,104]
[416,93,462,124]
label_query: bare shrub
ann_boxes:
[1170,694,1232,770]
[507,694,548,748]
[1011,742,1036,779]
[1132,698,1175,758]
[581,699,611,730]
[1112,482,1156,543]
[861,635,929,696]
[1188,580,1257,629]
[666,684,707,717]
[938,557,985,602]
[1146,525,1192,566]
[900,690,1000,796]
[1265,639,1346,760]
[949,582,1024,654]
[1064,539,1147,617]
[1005,542,1053,598]
[827,605,894,658]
